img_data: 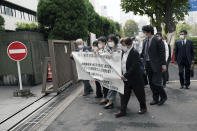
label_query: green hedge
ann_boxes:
[189,37,197,63]
[16,22,39,32]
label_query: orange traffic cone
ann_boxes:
[47,63,52,82]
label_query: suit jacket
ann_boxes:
[123,48,144,87]
[175,40,194,65]
[141,37,166,73]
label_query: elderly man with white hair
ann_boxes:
[71,38,93,96]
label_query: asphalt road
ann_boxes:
[46,64,197,131]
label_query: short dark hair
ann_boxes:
[156,32,162,37]
[142,25,154,35]
[180,30,187,35]
[116,34,121,39]
[124,37,134,46]
[108,34,119,45]
[98,36,107,44]
[93,40,98,46]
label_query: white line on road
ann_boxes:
[9,49,26,54]
[168,80,197,83]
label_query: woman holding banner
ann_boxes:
[104,34,120,109]
[115,37,147,118]
[97,36,110,105]
[92,40,103,98]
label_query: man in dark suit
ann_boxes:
[175,30,194,89]
[115,37,147,118]
[141,25,167,106]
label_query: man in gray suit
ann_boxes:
[141,25,167,106]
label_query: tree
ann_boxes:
[37,0,88,40]
[190,24,197,36]
[121,0,190,33]
[0,15,5,31]
[176,23,191,38]
[123,20,138,37]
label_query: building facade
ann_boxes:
[0,0,39,31]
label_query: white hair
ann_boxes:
[76,39,83,44]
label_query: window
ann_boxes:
[12,9,16,17]
[0,5,5,14]
[5,6,12,16]
[15,10,21,18]
[24,12,28,20]
[0,2,37,21]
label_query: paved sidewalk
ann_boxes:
[0,83,51,123]
[46,64,197,131]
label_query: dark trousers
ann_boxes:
[95,81,102,97]
[178,61,191,86]
[145,62,167,102]
[120,82,146,113]
[103,87,109,98]
[83,80,92,94]
[162,71,168,86]
[166,62,170,81]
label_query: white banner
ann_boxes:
[72,52,124,94]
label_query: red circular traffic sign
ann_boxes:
[7,41,27,61]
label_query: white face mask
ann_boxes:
[122,46,128,52]
[98,44,103,49]
[180,35,185,40]
[117,43,122,47]
[93,46,98,51]
[78,45,83,49]
[108,42,115,48]
[133,41,138,44]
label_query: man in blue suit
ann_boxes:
[175,30,194,89]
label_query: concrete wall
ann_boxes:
[0,31,49,86]
[5,0,39,12]
[1,14,36,31]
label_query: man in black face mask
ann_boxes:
[141,25,167,106]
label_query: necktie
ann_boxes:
[145,39,149,59]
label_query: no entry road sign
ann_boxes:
[7,41,28,91]
[7,41,27,61]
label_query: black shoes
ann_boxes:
[104,103,114,109]
[95,95,103,98]
[99,100,108,105]
[138,108,147,114]
[180,85,190,89]
[158,99,167,106]
[185,86,190,89]
[150,100,159,105]
[180,86,184,89]
[115,112,127,118]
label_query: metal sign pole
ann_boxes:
[17,61,23,90]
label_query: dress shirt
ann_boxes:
[122,47,132,75]
[145,36,154,61]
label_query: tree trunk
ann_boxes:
[156,25,162,33]
[164,0,176,33]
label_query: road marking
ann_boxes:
[168,80,197,83]
[9,49,26,54]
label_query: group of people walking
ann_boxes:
[71,25,194,118]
